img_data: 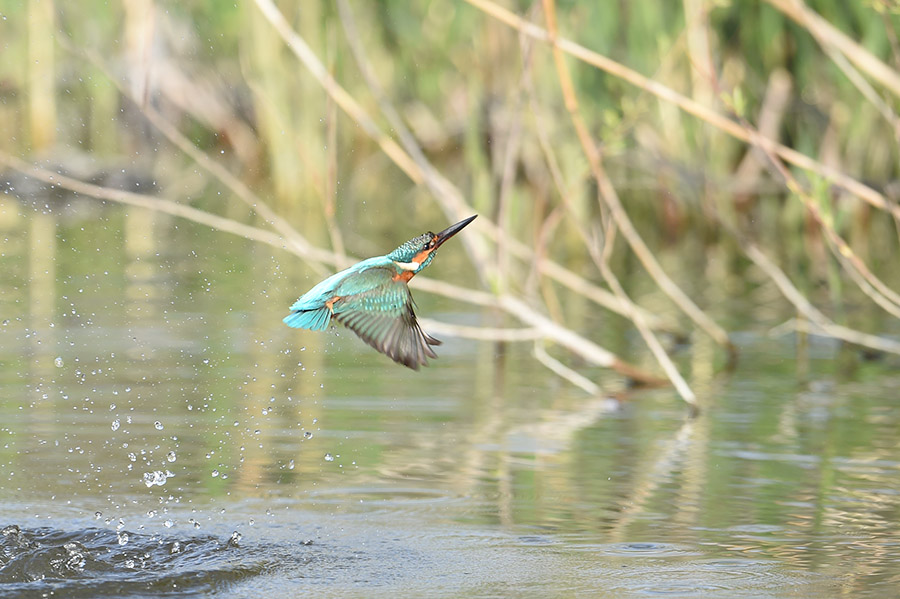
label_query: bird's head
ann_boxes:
[387,215,477,274]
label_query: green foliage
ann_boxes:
[2,0,898,283]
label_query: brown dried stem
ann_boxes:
[463,0,900,223]
[1,149,663,385]
[60,40,327,275]
[540,0,705,404]
[0,150,304,260]
[766,0,900,99]
[533,342,601,395]
[333,0,672,330]
[724,97,900,318]
[743,243,900,355]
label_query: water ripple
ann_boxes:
[0,524,266,598]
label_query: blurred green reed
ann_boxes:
[2,0,899,305]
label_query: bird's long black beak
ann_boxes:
[433,215,477,249]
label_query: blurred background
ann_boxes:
[1,0,899,596]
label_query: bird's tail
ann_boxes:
[283,307,332,331]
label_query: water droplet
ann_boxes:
[228,531,242,547]
[111,419,120,432]
[211,469,219,477]
[288,459,295,470]
[164,519,174,528]
[54,357,64,368]
[117,531,129,545]
[154,421,164,430]
[170,540,181,553]
[166,451,176,462]
[303,431,313,439]
[324,453,334,462]
[142,470,170,487]
[94,511,102,520]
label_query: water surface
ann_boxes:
[1,201,899,597]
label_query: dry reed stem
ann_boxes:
[463,0,900,223]
[822,233,900,320]
[766,0,900,99]
[0,150,300,258]
[2,150,665,384]
[333,0,492,286]
[520,57,676,333]
[121,1,259,166]
[730,105,900,317]
[743,243,900,355]
[62,42,327,275]
[419,319,542,342]
[732,69,792,205]
[522,29,694,398]
[542,0,703,404]
[883,12,900,70]
[500,295,669,385]
[334,0,671,329]
[494,22,536,295]
[682,0,717,109]
[771,0,900,141]
[596,222,698,406]
[821,41,900,139]
[252,0,423,186]
[533,342,601,395]
[261,0,677,385]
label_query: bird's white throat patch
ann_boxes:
[394,261,420,271]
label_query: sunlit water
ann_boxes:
[1,200,899,597]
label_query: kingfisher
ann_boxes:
[283,215,477,369]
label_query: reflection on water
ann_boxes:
[1,201,899,596]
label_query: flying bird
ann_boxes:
[283,215,477,369]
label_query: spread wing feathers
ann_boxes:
[283,306,332,331]
[332,278,441,370]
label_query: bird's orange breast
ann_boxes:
[393,270,415,282]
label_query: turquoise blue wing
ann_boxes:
[283,264,373,331]
[332,269,440,370]
[284,257,397,330]
[283,307,332,331]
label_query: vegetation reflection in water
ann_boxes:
[0,205,898,596]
